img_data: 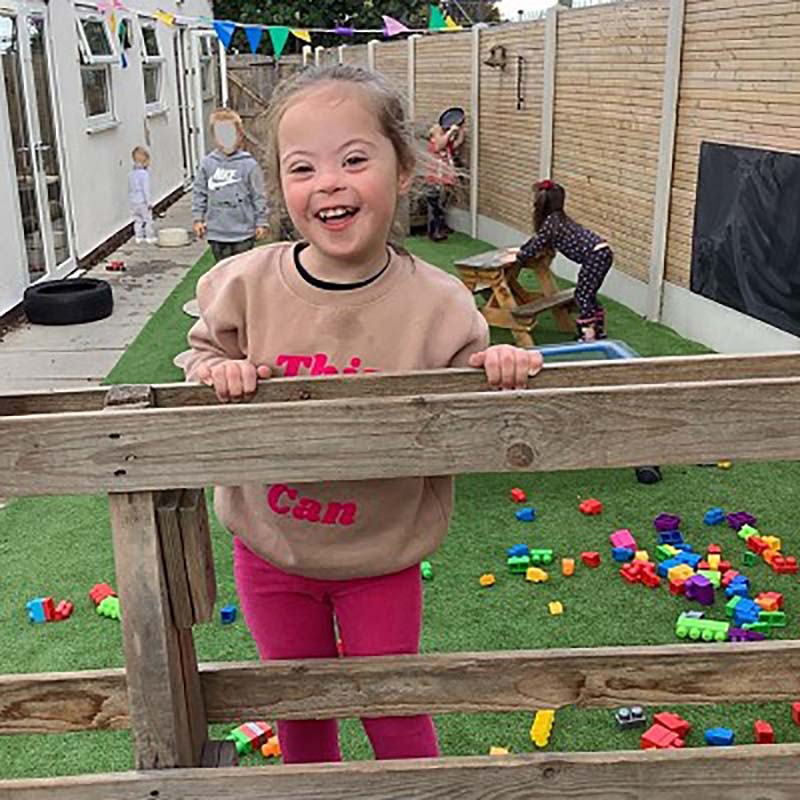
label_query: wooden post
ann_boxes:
[302,44,312,67]
[540,5,558,179]
[470,23,487,239]
[407,34,420,122]
[367,39,377,70]
[314,46,323,66]
[338,44,346,64]
[646,0,686,321]
[104,385,216,769]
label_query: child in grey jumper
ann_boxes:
[192,109,268,262]
[128,146,156,244]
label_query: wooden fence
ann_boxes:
[3,351,800,797]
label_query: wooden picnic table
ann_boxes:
[454,247,576,347]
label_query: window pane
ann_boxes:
[142,25,159,57]
[143,63,160,105]
[81,19,112,56]
[81,66,109,116]
[199,36,210,57]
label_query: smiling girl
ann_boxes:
[182,65,542,764]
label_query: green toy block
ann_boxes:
[507,555,531,574]
[725,595,742,618]
[741,621,771,636]
[529,548,554,566]
[656,544,675,561]
[225,730,252,755]
[743,551,759,567]
[420,561,434,580]
[697,569,721,588]
[759,610,786,628]
[738,523,760,541]
[97,595,121,620]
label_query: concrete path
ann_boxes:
[0,195,206,392]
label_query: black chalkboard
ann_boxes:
[690,142,800,337]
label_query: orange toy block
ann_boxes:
[261,736,281,758]
[561,558,575,577]
[479,573,496,587]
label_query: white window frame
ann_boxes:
[76,12,116,128]
[139,18,165,113]
[198,34,214,100]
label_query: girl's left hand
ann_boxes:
[468,345,544,390]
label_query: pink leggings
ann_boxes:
[233,537,439,763]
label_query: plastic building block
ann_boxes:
[707,543,722,555]
[226,721,273,755]
[704,727,734,746]
[719,560,732,573]
[529,548,554,565]
[561,558,575,577]
[489,746,510,756]
[792,702,800,727]
[717,460,732,469]
[771,555,798,575]
[579,498,603,515]
[755,592,783,611]
[697,569,721,588]
[506,543,530,558]
[641,724,684,750]
[507,555,530,574]
[721,570,740,587]
[510,488,527,503]
[762,549,779,565]
[667,564,694,583]
[615,706,646,730]
[683,610,705,620]
[675,612,729,642]
[762,535,782,552]
[728,627,766,642]
[548,601,563,615]
[581,551,600,568]
[89,583,116,606]
[653,513,681,532]
[516,507,536,522]
[725,595,742,618]
[634,550,650,562]
[54,600,74,621]
[684,575,715,606]
[612,547,635,562]
[668,578,686,596]
[653,712,691,738]
[658,530,684,546]
[610,529,637,549]
[420,561,434,580]
[25,598,48,624]
[479,573,496,587]
[759,610,786,627]
[261,735,281,758]
[727,511,757,531]
[747,536,769,555]
[704,507,725,525]
[754,720,774,744]
[743,551,758,567]
[526,567,549,583]
[732,599,761,627]
[530,709,555,748]
[741,622,770,636]
[96,595,121,620]
[220,605,237,624]
[707,554,721,571]
[738,523,760,541]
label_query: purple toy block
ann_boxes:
[728,627,766,642]
[684,574,715,606]
[726,511,757,531]
[653,513,681,532]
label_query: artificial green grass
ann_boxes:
[2,236,799,780]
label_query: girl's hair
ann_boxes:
[131,145,150,162]
[264,64,418,244]
[209,108,245,140]
[532,179,567,231]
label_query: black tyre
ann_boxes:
[23,278,113,325]
[635,466,663,485]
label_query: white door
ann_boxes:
[0,5,75,288]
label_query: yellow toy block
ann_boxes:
[526,567,549,583]
[530,709,555,748]
[662,544,679,557]
[489,746,510,756]
[762,535,782,552]
[479,573,496,587]
[707,554,721,570]
[634,550,650,562]
[561,558,575,577]
[548,601,563,615]
[667,564,694,582]
[717,460,732,469]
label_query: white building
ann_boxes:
[0,0,222,316]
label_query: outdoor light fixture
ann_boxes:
[484,44,507,70]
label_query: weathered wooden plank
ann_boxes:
[4,641,800,733]
[156,490,195,630]
[4,745,800,800]
[179,488,217,624]
[4,373,800,496]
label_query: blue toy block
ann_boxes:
[612,547,635,562]
[26,598,47,624]
[704,727,735,746]
[506,543,530,558]
[657,557,682,578]
[725,577,750,599]
[675,551,701,569]
[220,605,237,624]
[704,507,725,526]
[657,530,684,546]
[515,507,536,522]
[733,598,760,627]
[673,543,695,553]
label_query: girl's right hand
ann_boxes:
[194,359,271,402]
[193,221,207,239]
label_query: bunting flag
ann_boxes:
[334,26,354,36]
[97,0,124,13]
[268,26,290,59]
[108,10,117,34]
[428,5,446,30]
[291,29,311,43]
[445,15,461,29]
[382,15,409,37]
[245,25,263,54]
[154,9,176,26]
[213,20,236,49]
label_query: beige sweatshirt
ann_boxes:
[184,242,489,579]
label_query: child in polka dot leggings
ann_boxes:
[515,180,613,342]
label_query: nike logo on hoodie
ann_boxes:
[207,168,241,191]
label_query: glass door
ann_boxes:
[0,7,74,284]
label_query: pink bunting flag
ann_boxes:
[382,15,410,37]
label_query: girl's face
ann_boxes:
[213,120,241,154]
[134,152,149,168]
[278,83,411,274]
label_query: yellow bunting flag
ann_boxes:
[154,10,175,26]
[445,15,461,29]
[291,29,311,43]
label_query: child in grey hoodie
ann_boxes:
[192,109,268,262]
[129,146,156,244]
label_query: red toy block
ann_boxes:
[707,544,722,555]
[89,583,116,606]
[772,556,798,575]
[697,560,710,571]
[640,565,660,588]
[54,600,74,621]
[41,597,56,622]
[641,724,684,750]
[747,536,768,554]
[669,578,686,596]
[792,703,800,727]
[581,551,601,568]
[653,711,691,738]
[721,569,740,587]
[579,498,603,516]
[510,488,527,503]
[621,563,642,584]
[719,560,732,573]
[754,720,774,744]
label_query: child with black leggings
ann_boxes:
[516,180,613,342]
